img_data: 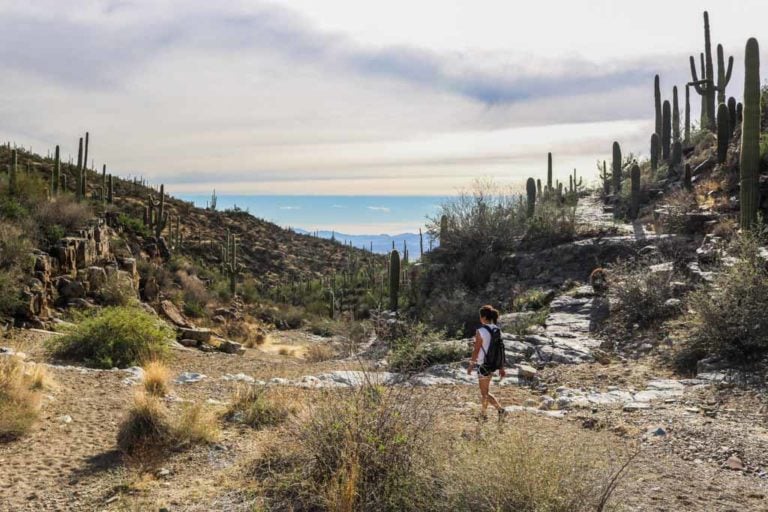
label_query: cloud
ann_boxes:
[278,205,301,210]
[331,204,346,208]
[367,206,391,213]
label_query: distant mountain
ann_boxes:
[294,229,437,258]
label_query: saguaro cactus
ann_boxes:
[8,149,17,196]
[81,132,89,198]
[683,164,692,191]
[684,84,691,143]
[672,86,680,142]
[536,178,542,197]
[76,137,83,202]
[526,177,536,217]
[740,38,760,230]
[715,43,734,105]
[630,164,641,220]
[108,175,114,203]
[389,249,400,311]
[547,152,553,191]
[689,12,716,130]
[671,142,682,169]
[654,75,662,137]
[612,142,622,193]
[439,214,448,244]
[662,101,671,160]
[727,96,737,136]
[600,160,610,196]
[717,103,730,163]
[650,133,660,172]
[53,145,60,196]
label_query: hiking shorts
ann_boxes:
[477,365,493,377]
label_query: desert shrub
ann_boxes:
[34,196,91,239]
[177,271,210,318]
[307,317,342,337]
[99,273,138,306]
[117,213,151,238]
[389,323,465,373]
[256,382,440,511]
[512,287,551,311]
[420,285,482,337]
[0,356,42,441]
[174,402,219,446]
[305,343,335,362]
[523,201,577,248]
[654,190,699,234]
[0,220,34,317]
[607,260,680,329]
[438,416,633,511]
[142,360,171,397]
[48,306,174,368]
[117,392,173,456]
[687,232,768,365]
[254,303,305,330]
[225,385,290,429]
[117,393,218,457]
[505,308,549,336]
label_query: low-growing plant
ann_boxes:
[225,385,290,429]
[174,402,220,446]
[512,287,551,311]
[48,306,174,369]
[142,361,171,397]
[686,231,768,366]
[607,259,680,329]
[0,356,42,441]
[99,273,138,307]
[389,323,466,373]
[305,343,335,362]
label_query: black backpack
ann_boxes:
[480,325,505,371]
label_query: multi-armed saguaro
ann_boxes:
[145,184,168,238]
[689,11,732,131]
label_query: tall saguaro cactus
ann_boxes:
[717,103,730,164]
[654,75,662,137]
[108,174,114,203]
[53,145,60,195]
[672,86,680,142]
[81,132,89,198]
[76,137,83,202]
[715,43,734,105]
[740,38,760,230]
[600,160,610,196]
[547,152,553,191]
[612,142,622,193]
[650,133,660,172]
[662,101,671,160]
[689,12,716,130]
[629,164,641,220]
[389,249,400,311]
[684,84,691,143]
[526,177,536,217]
[439,214,448,245]
[8,149,17,196]
[727,96,737,137]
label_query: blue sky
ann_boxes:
[0,1,764,198]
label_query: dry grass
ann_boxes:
[243,330,268,348]
[304,343,335,362]
[277,347,295,357]
[0,356,42,441]
[174,402,220,446]
[27,363,55,391]
[225,384,290,429]
[141,361,171,397]
[117,392,218,459]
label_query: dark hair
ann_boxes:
[479,304,499,323]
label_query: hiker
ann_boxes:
[467,304,506,419]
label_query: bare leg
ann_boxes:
[479,377,502,413]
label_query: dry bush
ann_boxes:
[225,385,290,429]
[99,273,138,307]
[177,270,210,317]
[607,259,681,329]
[34,195,92,235]
[277,348,294,357]
[0,356,42,441]
[0,220,34,316]
[654,190,699,234]
[27,363,54,391]
[439,416,634,511]
[254,381,442,511]
[117,393,173,456]
[117,392,218,458]
[687,231,768,366]
[305,343,335,362]
[174,402,220,446]
[142,361,171,397]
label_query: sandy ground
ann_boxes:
[1,329,767,511]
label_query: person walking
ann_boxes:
[467,304,507,420]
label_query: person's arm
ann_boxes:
[468,331,482,375]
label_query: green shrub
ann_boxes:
[48,306,174,368]
[389,323,465,373]
[607,259,680,329]
[512,288,551,311]
[117,213,151,238]
[98,274,138,306]
[687,232,768,365]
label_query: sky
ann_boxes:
[0,1,765,207]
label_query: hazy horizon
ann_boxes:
[0,1,765,196]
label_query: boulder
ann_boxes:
[516,364,538,379]
[160,299,191,328]
[178,327,212,344]
[219,339,245,355]
[86,266,108,292]
[57,277,86,301]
